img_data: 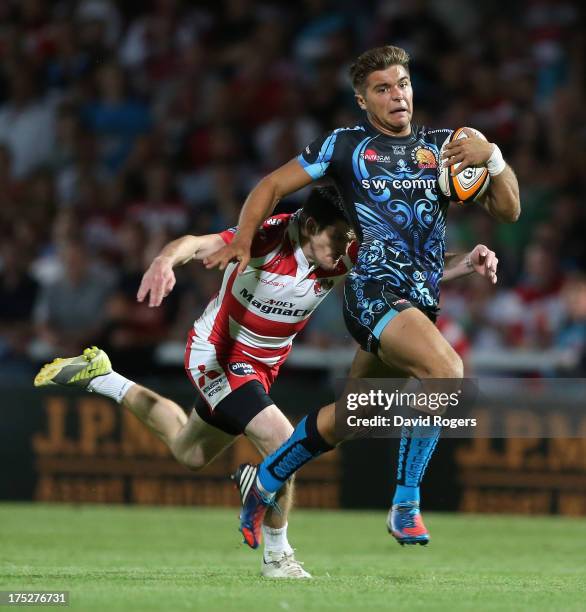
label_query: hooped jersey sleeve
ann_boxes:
[219,227,237,244]
[347,240,359,265]
[218,214,292,258]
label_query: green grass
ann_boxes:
[0,504,585,611]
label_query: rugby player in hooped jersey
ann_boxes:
[33,187,352,579]
[207,45,520,549]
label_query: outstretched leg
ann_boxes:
[34,347,309,577]
[33,347,237,469]
[122,384,236,469]
[82,357,307,574]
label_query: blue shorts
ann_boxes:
[343,274,437,354]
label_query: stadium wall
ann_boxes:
[3,378,586,516]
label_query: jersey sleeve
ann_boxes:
[218,215,291,257]
[347,240,359,265]
[249,215,291,257]
[219,227,237,244]
[340,240,358,272]
[297,130,340,180]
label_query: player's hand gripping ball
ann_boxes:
[438,127,490,204]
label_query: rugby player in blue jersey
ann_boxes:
[207,45,520,549]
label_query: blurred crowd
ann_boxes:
[0,0,585,382]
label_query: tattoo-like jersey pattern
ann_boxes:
[298,122,452,314]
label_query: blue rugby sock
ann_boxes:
[257,410,333,494]
[393,423,441,505]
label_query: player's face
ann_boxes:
[357,65,413,137]
[307,220,351,270]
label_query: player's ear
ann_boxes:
[305,217,318,236]
[355,92,367,111]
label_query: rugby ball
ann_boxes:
[438,127,490,203]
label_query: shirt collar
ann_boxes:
[361,119,419,144]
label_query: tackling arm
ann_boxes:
[136,234,226,308]
[158,234,227,264]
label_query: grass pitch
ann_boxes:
[0,504,584,611]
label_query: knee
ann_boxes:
[257,427,294,458]
[417,349,464,380]
[178,454,206,472]
[316,419,336,446]
[440,351,464,379]
[171,442,207,472]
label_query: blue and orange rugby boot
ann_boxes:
[387,501,430,546]
[232,463,279,549]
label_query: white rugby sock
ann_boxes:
[263,523,294,556]
[87,371,135,403]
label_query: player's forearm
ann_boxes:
[235,159,313,245]
[235,177,281,244]
[155,235,202,267]
[484,165,521,223]
[442,252,473,282]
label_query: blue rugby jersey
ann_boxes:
[298,121,452,313]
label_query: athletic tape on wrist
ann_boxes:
[487,144,506,176]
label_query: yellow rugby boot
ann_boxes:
[34,346,112,388]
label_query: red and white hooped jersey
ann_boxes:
[185,211,357,398]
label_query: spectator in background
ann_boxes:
[0,144,20,223]
[45,17,90,92]
[167,261,226,349]
[557,273,586,374]
[33,239,115,358]
[436,315,471,370]
[126,161,189,237]
[306,57,354,129]
[497,242,566,348]
[548,193,586,270]
[51,104,83,173]
[233,61,278,126]
[173,77,254,218]
[56,128,110,209]
[0,68,55,179]
[254,88,320,171]
[82,62,152,172]
[75,0,122,59]
[20,168,56,239]
[101,220,180,375]
[0,237,39,381]
[0,0,581,372]
[457,273,504,350]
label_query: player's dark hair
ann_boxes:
[300,186,349,233]
[350,45,410,93]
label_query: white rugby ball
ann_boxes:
[438,127,490,203]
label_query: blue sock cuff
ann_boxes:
[304,409,334,453]
[393,484,420,504]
